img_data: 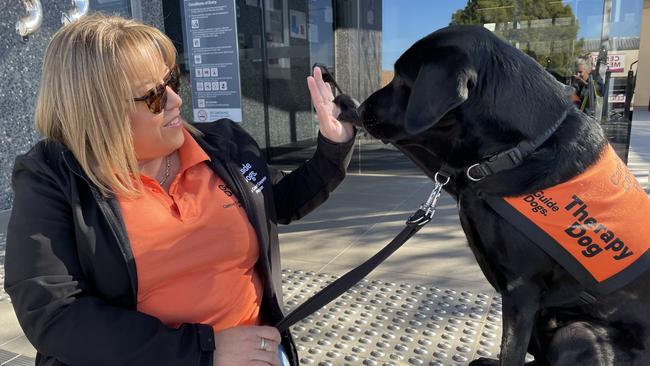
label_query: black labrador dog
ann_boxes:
[339,25,650,365]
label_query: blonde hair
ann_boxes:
[35,14,200,198]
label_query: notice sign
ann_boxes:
[607,54,625,73]
[183,0,243,122]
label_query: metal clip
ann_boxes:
[407,172,450,226]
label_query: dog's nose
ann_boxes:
[357,102,366,120]
[357,101,374,128]
[333,94,362,127]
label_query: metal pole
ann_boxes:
[595,0,612,122]
[130,0,143,21]
[357,0,362,174]
[602,70,611,120]
[623,61,638,122]
[259,0,272,162]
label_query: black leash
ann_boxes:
[276,65,447,332]
[276,67,577,331]
[276,173,449,332]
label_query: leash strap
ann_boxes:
[275,175,449,332]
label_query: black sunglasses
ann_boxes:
[312,63,344,94]
[133,64,180,114]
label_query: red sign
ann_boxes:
[590,53,626,73]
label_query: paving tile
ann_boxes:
[0,303,23,346]
[3,356,35,366]
[0,349,19,364]
[278,268,519,366]
[0,337,35,359]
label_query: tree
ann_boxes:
[451,0,585,79]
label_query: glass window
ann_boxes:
[164,0,645,169]
[350,0,645,169]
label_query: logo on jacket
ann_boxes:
[240,163,267,194]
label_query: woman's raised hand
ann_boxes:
[307,67,355,143]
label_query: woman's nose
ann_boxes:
[165,85,183,110]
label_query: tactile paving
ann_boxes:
[281,268,528,366]
[0,349,20,364]
[1,233,533,365]
[2,356,35,366]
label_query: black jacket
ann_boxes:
[4,120,354,366]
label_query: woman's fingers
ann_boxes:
[313,67,334,102]
[306,67,355,143]
[248,337,279,353]
[250,349,280,366]
[249,361,275,366]
[307,76,335,128]
[308,67,335,109]
[307,76,324,107]
[212,326,283,366]
[256,326,281,343]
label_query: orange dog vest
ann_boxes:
[485,145,650,295]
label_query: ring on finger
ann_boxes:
[260,337,268,351]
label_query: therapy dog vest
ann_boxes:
[485,144,650,295]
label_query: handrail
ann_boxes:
[16,0,43,40]
[61,0,90,25]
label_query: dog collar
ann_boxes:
[464,109,570,182]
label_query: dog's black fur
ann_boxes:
[338,25,650,365]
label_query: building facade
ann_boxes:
[1,0,649,219]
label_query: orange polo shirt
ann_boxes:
[118,129,263,331]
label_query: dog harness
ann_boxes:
[485,144,650,296]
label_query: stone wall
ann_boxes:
[0,0,165,211]
[0,0,383,212]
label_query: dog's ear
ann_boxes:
[405,49,476,135]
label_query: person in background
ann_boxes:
[571,56,604,117]
[4,14,355,366]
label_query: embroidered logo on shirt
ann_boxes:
[218,184,242,208]
[240,162,267,194]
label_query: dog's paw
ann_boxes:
[333,94,361,126]
[468,358,499,366]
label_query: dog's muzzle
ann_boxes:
[333,94,362,127]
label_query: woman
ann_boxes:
[4,14,354,366]
[571,56,603,117]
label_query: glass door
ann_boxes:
[263,0,335,168]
